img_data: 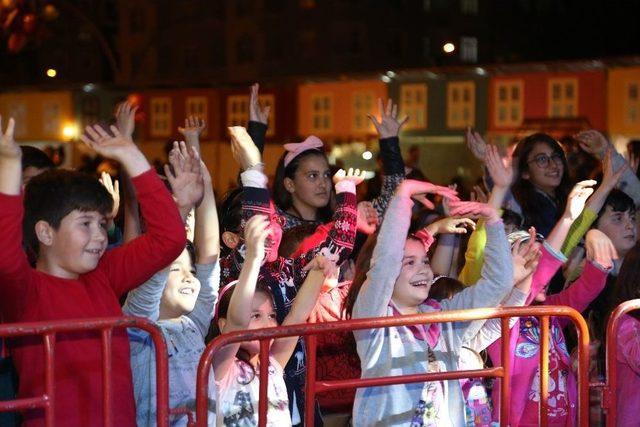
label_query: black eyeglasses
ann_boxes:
[527,152,563,169]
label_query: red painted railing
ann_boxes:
[0,316,170,427]
[195,305,591,427]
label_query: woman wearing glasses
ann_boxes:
[512,133,573,237]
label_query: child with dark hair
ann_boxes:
[0,117,186,427]
[20,145,54,186]
[122,135,219,426]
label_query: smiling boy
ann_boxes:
[0,117,186,426]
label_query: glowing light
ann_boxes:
[362,150,373,160]
[443,43,455,53]
[62,123,79,140]
[386,70,396,78]
[83,83,96,92]
[381,75,391,83]
[46,68,57,78]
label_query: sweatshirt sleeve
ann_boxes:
[464,288,527,352]
[122,270,169,320]
[561,208,597,257]
[99,169,186,296]
[457,219,487,286]
[525,242,567,305]
[618,316,640,375]
[352,194,414,319]
[370,136,405,221]
[186,261,220,338]
[611,150,640,206]
[544,260,608,314]
[0,193,37,319]
[441,221,513,313]
[247,121,267,154]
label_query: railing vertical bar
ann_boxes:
[101,329,113,427]
[500,316,511,425]
[43,333,56,427]
[539,316,550,427]
[258,339,270,427]
[304,335,318,427]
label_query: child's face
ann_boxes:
[596,206,637,257]
[392,238,435,312]
[160,249,201,318]
[287,155,332,209]
[44,210,108,277]
[240,291,278,354]
[522,142,564,195]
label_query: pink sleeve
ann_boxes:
[525,244,564,305]
[545,261,607,316]
[618,316,640,375]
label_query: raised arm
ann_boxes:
[352,180,458,319]
[80,125,186,295]
[366,98,407,220]
[545,180,596,252]
[271,255,335,368]
[178,116,206,154]
[122,270,169,320]
[248,83,270,153]
[0,117,20,196]
[164,141,205,222]
[213,215,269,379]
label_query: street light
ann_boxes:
[46,68,57,78]
[443,43,455,54]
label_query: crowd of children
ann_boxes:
[0,82,639,426]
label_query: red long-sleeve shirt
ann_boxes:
[0,169,186,427]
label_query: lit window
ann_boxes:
[625,82,640,125]
[227,94,276,136]
[150,97,172,137]
[494,80,524,127]
[460,37,478,63]
[185,96,208,137]
[447,81,475,128]
[42,101,61,137]
[352,91,374,133]
[400,83,428,130]
[460,0,478,14]
[310,94,333,134]
[7,102,27,138]
[548,78,578,118]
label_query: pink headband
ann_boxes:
[213,280,238,320]
[411,229,435,253]
[283,135,324,167]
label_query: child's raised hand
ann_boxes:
[512,228,542,293]
[470,185,488,203]
[114,101,138,139]
[178,116,206,140]
[333,168,367,186]
[627,147,639,175]
[99,171,120,219]
[229,126,262,171]
[575,130,610,160]
[448,200,499,222]
[0,116,19,160]
[367,98,408,139]
[585,229,618,270]
[164,141,204,212]
[81,124,136,160]
[356,201,379,234]
[397,179,459,209]
[425,217,475,237]
[485,144,513,189]
[244,215,271,261]
[564,180,596,220]
[249,83,271,125]
[466,126,487,161]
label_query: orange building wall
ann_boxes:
[297,79,387,139]
[0,91,74,141]
[608,66,640,136]
[489,70,606,132]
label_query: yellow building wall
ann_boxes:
[0,91,75,142]
[297,79,387,139]
[608,66,640,137]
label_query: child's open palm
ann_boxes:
[249,83,271,125]
[565,180,596,220]
[244,215,270,261]
[466,126,487,161]
[81,124,136,161]
[367,98,408,139]
[99,172,120,219]
[448,200,499,222]
[485,144,513,188]
[333,168,367,186]
[585,229,618,270]
[398,179,459,209]
[165,141,204,210]
[114,101,138,139]
[0,117,19,160]
[178,116,206,140]
[425,217,475,236]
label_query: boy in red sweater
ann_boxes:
[0,117,187,426]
